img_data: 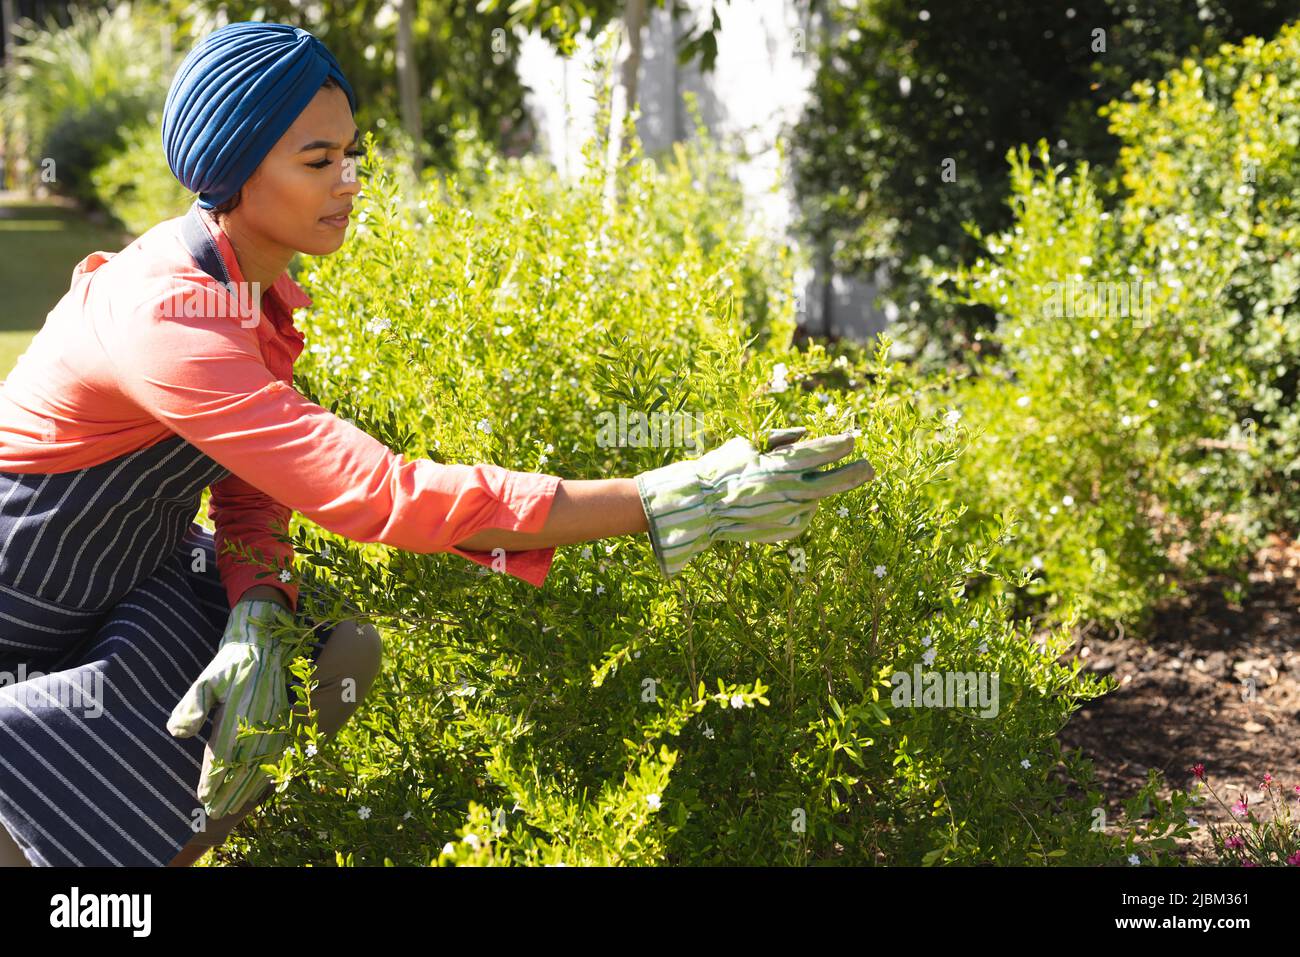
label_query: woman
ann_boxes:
[0,21,872,868]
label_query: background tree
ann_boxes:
[789,0,1298,366]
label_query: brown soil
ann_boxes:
[1057,531,1300,864]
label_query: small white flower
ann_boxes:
[403,810,413,820]
[545,443,554,453]
[921,635,932,647]
[1031,555,1044,569]
[1188,817,1199,827]
[1127,853,1141,866]
[501,369,514,382]
[442,842,456,855]
[646,793,661,810]
[1180,362,1192,373]
[1020,758,1031,769]
[702,724,715,739]
[837,506,849,518]
[1062,495,1074,507]
[922,647,937,666]
[1079,255,1093,267]
[305,744,317,758]
[581,545,593,559]
[279,569,293,582]
[1016,395,1030,408]
[825,403,838,417]
[1121,414,1132,427]
[977,642,988,655]
[499,325,514,336]
[1089,329,1100,340]
[358,805,371,820]
[463,833,481,849]
[595,584,605,595]
[944,409,961,426]
[476,418,492,434]
[873,565,887,578]
[730,694,745,709]
[538,454,548,466]
[1148,398,1159,409]
[769,363,790,392]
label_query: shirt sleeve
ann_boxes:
[109,280,562,609]
[208,469,298,611]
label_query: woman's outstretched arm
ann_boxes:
[453,478,647,551]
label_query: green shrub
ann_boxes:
[935,143,1262,630]
[1103,24,1300,532]
[90,112,194,236]
[936,22,1300,631]
[207,130,1163,867]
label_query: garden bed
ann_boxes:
[1059,532,1300,863]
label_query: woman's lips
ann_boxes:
[320,214,349,228]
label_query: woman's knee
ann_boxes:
[328,618,383,691]
[302,618,382,735]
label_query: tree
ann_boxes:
[789,0,1299,364]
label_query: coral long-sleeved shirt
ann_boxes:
[0,207,561,609]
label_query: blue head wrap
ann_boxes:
[162,22,357,209]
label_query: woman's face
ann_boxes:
[219,84,361,257]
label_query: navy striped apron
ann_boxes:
[0,203,329,866]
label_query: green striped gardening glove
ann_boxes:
[167,598,297,820]
[635,427,875,578]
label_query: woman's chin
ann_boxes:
[301,232,347,256]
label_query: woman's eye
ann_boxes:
[309,149,364,170]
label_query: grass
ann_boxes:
[0,332,38,384]
[0,196,132,378]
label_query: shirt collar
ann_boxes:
[188,207,314,322]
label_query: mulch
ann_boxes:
[1056,531,1300,864]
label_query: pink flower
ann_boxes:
[1225,835,1244,850]
[1191,763,1206,780]
[1287,851,1300,866]
[1261,772,1274,789]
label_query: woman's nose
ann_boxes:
[337,159,362,194]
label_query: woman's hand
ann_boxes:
[635,427,875,578]
[166,598,297,820]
